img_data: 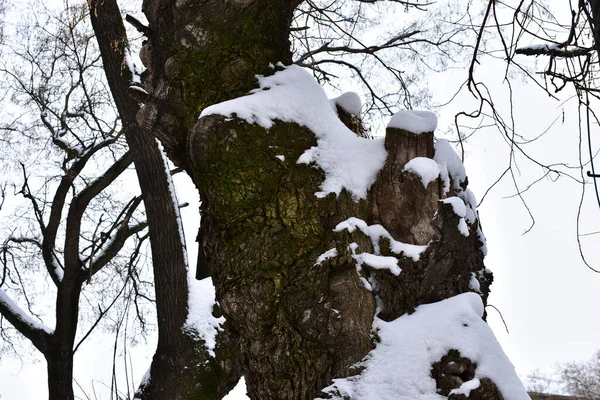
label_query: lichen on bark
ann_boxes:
[190,116,376,399]
[134,1,503,397]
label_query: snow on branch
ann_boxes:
[334,217,427,262]
[515,43,591,57]
[0,287,53,354]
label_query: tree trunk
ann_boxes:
[135,1,501,399]
[189,117,377,399]
[46,350,75,400]
[89,1,242,398]
[44,271,82,399]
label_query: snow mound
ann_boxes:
[387,110,438,134]
[331,92,362,116]
[184,277,225,357]
[201,66,387,200]
[403,157,441,188]
[319,293,529,400]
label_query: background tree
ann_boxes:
[526,351,600,399]
[561,351,600,399]
[0,4,153,399]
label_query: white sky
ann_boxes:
[1,0,600,399]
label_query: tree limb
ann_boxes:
[0,287,52,354]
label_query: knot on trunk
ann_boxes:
[431,349,504,400]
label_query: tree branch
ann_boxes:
[79,197,147,283]
[0,287,52,354]
[63,151,134,277]
[42,136,121,285]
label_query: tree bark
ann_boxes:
[90,1,241,398]
[133,1,499,399]
[46,349,76,400]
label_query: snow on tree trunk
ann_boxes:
[135,1,526,398]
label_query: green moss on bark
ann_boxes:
[189,116,375,399]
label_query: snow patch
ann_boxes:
[457,188,478,224]
[124,49,142,84]
[201,66,387,200]
[469,272,481,293]
[354,252,401,276]
[477,227,488,256]
[334,217,427,262]
[184,278,225,357]
[156,140,188,267]
[315,248,338,265]
[403,157,440,188]
[434,139,466,193]
[387,110,438,134]
[275,155,285,162]
[441,197,469,237]
[450,378,481,398]
[458,219,470,237]
[319,293,529,400]
[441,197,466,218]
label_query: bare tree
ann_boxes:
[561,351,600,399]
[452,0,600,270]
[0,4,152,399]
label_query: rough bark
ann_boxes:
[89,1,241,398]
[431,349,503,400]
[369,127,489,320]
[46,350,76,400]
[132,1,499,399]
[190,117,376,399]
[139,0,302,170]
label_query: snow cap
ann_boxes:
[387,110,438,134]
[331,92,362,117]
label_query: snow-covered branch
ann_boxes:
[0,287,52,354]
[515,44,591,57]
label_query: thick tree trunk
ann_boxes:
[134,1,501,399]
[189,117,376,399]
[139,0,301,170]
